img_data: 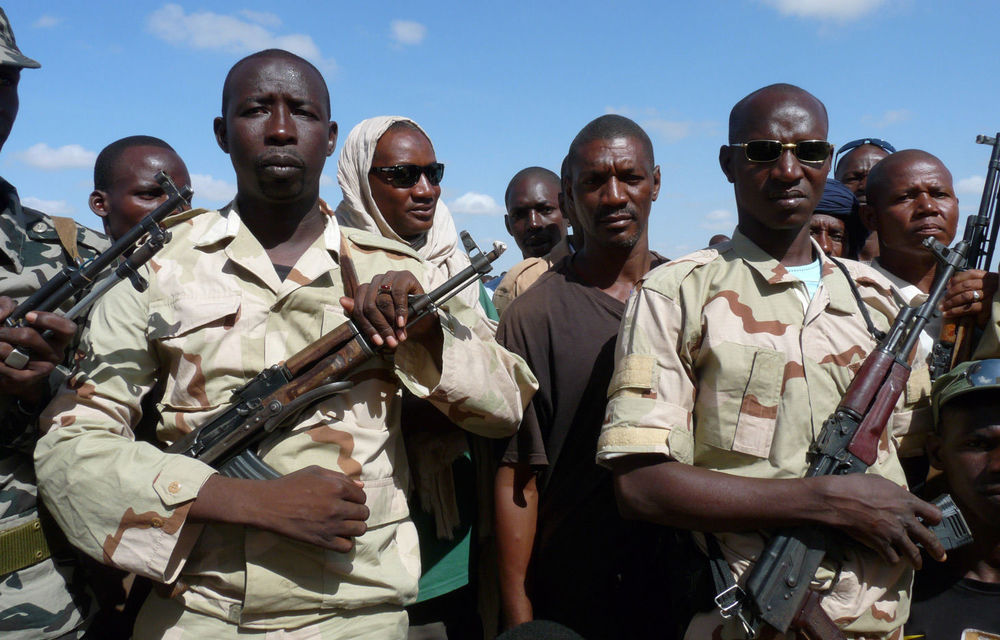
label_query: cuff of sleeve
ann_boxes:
[394,310,453,397]
[138,456,217,581]
[597,396,693,466]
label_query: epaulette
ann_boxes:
[643,248,720,300]
[161,206,211,229]
[74,223,110,254]
[341,227,422,261]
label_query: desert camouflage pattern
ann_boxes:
[597,231,919,638]
[971,291,1000,361]
[35,204,536,632]
[860,260,937,459]
[492,235,571,316]
[0,178,108,639]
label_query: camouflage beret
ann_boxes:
[0,8,39,69]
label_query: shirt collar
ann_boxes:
[728,229,856,314]
[193,199,342,260]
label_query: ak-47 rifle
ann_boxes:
[2,171,192,369]
[714,230,976,640]
[930,133,1000,379]
[166,232,505,480]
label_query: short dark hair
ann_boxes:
[221,48,330,118]
[728,83,828,144]
[865,149,950,209]
[504,166,560,208]
[94,135,176,191]
[566,115,654,176]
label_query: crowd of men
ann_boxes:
[1,7,999,640]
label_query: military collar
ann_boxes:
[729,229,856,314]
[194,200,341,260]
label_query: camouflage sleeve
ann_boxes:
[33,271,217,582]
[393,278,538,439]
[597,284,697,466]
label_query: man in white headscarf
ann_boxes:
[336,116,500,639]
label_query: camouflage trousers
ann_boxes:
[133,592,408,640]
[0,549,94,640]
[684,609,903,640]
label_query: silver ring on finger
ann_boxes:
[973,290,982,301]
[4,347,30,369]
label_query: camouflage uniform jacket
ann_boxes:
[863,259,938,459]
[35,205,537,630]
[597,231,916,637]
[0,176,109,640]
[492,236,572,316]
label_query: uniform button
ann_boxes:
[32,222,46,233]
[168,481,181,494]
[32,520,41,530]
[34,550,43,559]
[151,517,163,528]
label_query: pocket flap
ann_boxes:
[609,354,657,396]
[362,476,409,529]
[148,294,242,340]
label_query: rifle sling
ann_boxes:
[705,533,841,638]
[831,257,886,342]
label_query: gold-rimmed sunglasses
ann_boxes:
[730,140,834,164]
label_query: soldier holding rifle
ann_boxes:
[597,84,946,638]
[34,49,535,639]
[0,9,109,637]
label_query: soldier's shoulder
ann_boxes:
[162,206,213,231]
[834,258,896,299]
[497,256,549,292]
[641,247,725,299]
[20,208,109,258]
[342,227,422,262]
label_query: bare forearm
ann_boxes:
[611,456,834,532]
[495,463,537,628]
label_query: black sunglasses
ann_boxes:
[730,140,834,164]
[834,138,897,172]
[370,163,445,188]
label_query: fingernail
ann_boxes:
[25,311,36,323]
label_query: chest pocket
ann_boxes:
[147,293,243,410]
[697,342,784,459]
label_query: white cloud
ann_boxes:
[605,106,716,142]
[34,15,61,28]
[390,20,427,45]
[147,4,336,72]
[760,0,888,21]
[17,143,96,170]
[320,173,335,187]
[21,197,73,215]
[238,10,282,28]
[449,192,504,216]
[700,208,735,231]
[957,175,986,196]
[862,109,912,128]
[191,173,236,203]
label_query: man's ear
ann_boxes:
[926,433,944,470]
[859,202,877,232]
[89,190,109,218]
[214,117,229,153]
[504,214,513,236]
[719,145,736,184]
[327,121,338,157]
[651,165,661,202]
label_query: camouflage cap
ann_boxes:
[931,359,1000,428]
[0,8,39,69]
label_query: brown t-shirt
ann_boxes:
[496,253,670,638]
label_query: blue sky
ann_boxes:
[2,1,998,273]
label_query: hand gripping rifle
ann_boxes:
[929,133,1000,380]
[165,232,505,480]
[716,232,976,639]
[3,172,193,369]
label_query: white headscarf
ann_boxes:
[334,116,472,281]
